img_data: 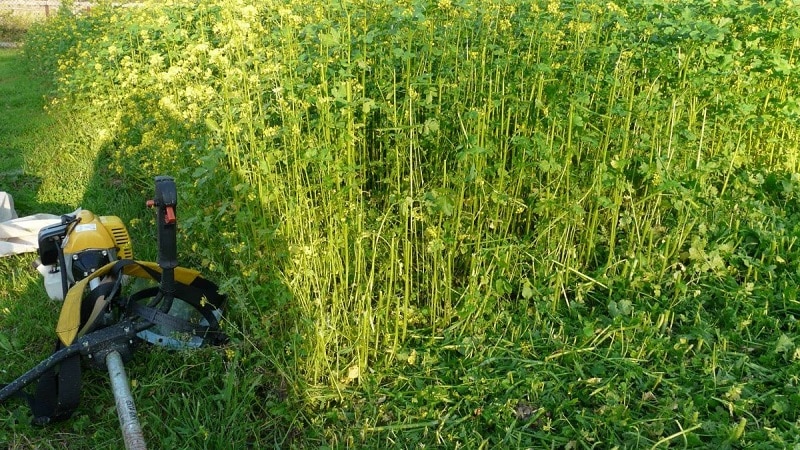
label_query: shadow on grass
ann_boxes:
[0,49,301,448]
[0,172,74,217]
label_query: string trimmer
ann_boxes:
[0,176,227,449]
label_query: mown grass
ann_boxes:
[0,48,49,212]
[3,0,800,448]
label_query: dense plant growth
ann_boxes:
[15,0,800,446]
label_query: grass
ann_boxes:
[3,0,800,448]
[0,48,50,213]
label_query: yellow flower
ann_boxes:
[241,5,258,20]
[149,53,165,67]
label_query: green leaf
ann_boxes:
[609,300,632,318]
[494,278,512,295]
[204,117,221,133]
[423,118,439,135]
[521,281,534,300]
[608,300,619,318]
[775,334,794,354]
[318,29,340,47]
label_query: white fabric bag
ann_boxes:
[0,192,60,257]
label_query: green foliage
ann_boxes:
[7,0,800,446]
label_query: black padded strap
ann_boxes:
[31,352,81,425]
[1,341,83,426]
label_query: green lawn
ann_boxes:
[0,48,50,213]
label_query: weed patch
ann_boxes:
[5,0,800,447]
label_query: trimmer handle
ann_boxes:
[147,176,178,297]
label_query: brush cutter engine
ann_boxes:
[2,176,227,432]
[37,210,133,300]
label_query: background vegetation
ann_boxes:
[2,0,800,447]
[0,12,29,43]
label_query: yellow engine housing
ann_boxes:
[63,210,133,259]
